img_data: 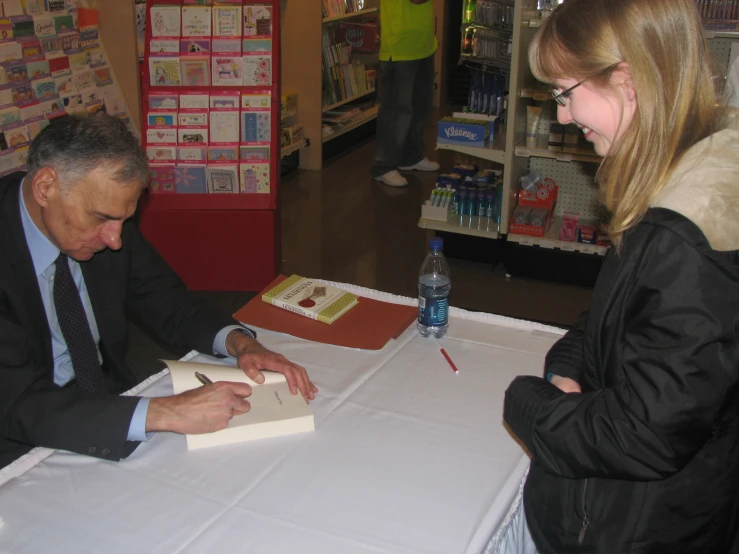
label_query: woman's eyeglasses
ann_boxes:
[550,64,620,107]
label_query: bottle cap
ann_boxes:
[429,237,443,251]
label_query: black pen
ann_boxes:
[194,371,213,386]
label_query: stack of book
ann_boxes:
[321,100,378,138]
[322,0,366,19]
[321,29,375,108]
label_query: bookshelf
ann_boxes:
[281,0,378,169]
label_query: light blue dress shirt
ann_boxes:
[19,183,250,442]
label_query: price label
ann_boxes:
[556,154,573,162]
[533,92,549,102]
[560,242,576,252]
[518,237,534,246]
[580,244,596,254]
[515,147,531,158]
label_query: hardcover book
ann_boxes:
[262,275,359,324]
[167,360,315,450]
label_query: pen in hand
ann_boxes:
[194,371,213,386]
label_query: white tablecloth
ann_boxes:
[0,283,562,554]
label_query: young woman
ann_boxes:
[504,0,739,552]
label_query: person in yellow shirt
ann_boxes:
[373,0,439,187]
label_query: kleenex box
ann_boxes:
[452,112,498,140]
[438,116,490,148]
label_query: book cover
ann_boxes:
[262,275,359,324]
[167,360,315,450]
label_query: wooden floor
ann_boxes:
[280,112,593,328]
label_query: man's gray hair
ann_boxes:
[26,113,150,189]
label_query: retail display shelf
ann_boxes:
[514,141,602,164]
[322,107,378,143]
[520,87,551,101]
[508,215,608,255]
[417,217,500,239]
[322,89,376,113]
[143,193,272,211]
[323,7,378,24]
[281,139,307,158]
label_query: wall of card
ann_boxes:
[145,1,274,195]
[0,0,133,177]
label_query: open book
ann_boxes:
[165,360,314,450]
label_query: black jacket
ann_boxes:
[505,207,739,553]
[0,172,237,468]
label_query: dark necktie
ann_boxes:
[53,253,106,393]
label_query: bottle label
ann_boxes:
[418,295,449,327]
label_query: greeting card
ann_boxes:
[150,57,181,87]
[240,110,270,142]
[180,93,209,110]
[206,165,238,193]
[242,39,271,53]
[72,69,94,89]
[148,112,176,128]
[54,14,74,34]
[177,146,206,161]
[27,118,50,140]
[93,66,112,87]
[209,110,239,143]
[146,128,177,144]
[241,92,270,109]
[11,16,34,38]
[68,51,88,71]
[242,54,271,86]
[150,6,181,38]
[239,162,269,193]
[149,164,176,194]
[19,36,43,58]
[243,5,272,38]
[2,0,25,16]
[146,145,177,162]
[180,56,209,87]
[181,6,211,37]
[180,38,210,54]
[86,47,106,67]
[0,88,12,108]
[150,39,179,54]
[11,83,35,105]
[77,8,99,33]
[3,122,29,148]
[32,77,57,99]
[210,91,239,108]
[20,101,46,120]
[178,112,208,127]
[208,146,238,161]
[0,106,20,127]
[47,0,67,13]
[213,6,241,37]
[211,38,241,53]
[61,32,80,52]
[34,16,56,38]
[178,128,208,145]
[175,165,207,193]
[240,145,270,161]
[48,55,71,77]
[0,41,23,63]
[211,56,241,86]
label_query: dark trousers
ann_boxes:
[372,54,435,178]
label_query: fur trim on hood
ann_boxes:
[651,126,739,251]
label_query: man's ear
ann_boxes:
[31,167,60,208]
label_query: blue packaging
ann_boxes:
[437,117,489,148]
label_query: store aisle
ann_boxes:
[280,112,593,328]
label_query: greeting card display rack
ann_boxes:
[138,0,281,291]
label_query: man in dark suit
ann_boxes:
[0,114,317,469]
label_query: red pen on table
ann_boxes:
[440,347,459,375]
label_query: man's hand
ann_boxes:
[226,330,318,402]
[550,375,582,394]
[146,381,252,434]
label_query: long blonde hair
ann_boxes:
[529,0,719,248]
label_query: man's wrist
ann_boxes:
[225,328,259,357]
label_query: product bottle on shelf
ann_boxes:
[463,0,477,24]
[417,237,451,339]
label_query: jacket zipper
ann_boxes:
[578,478,590,545]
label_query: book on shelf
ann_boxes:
[321,28,375,108]
[322,0,365,19]
[167,359,314,450]
[262,274,359,324]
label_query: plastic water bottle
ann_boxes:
[417,237,451,338]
